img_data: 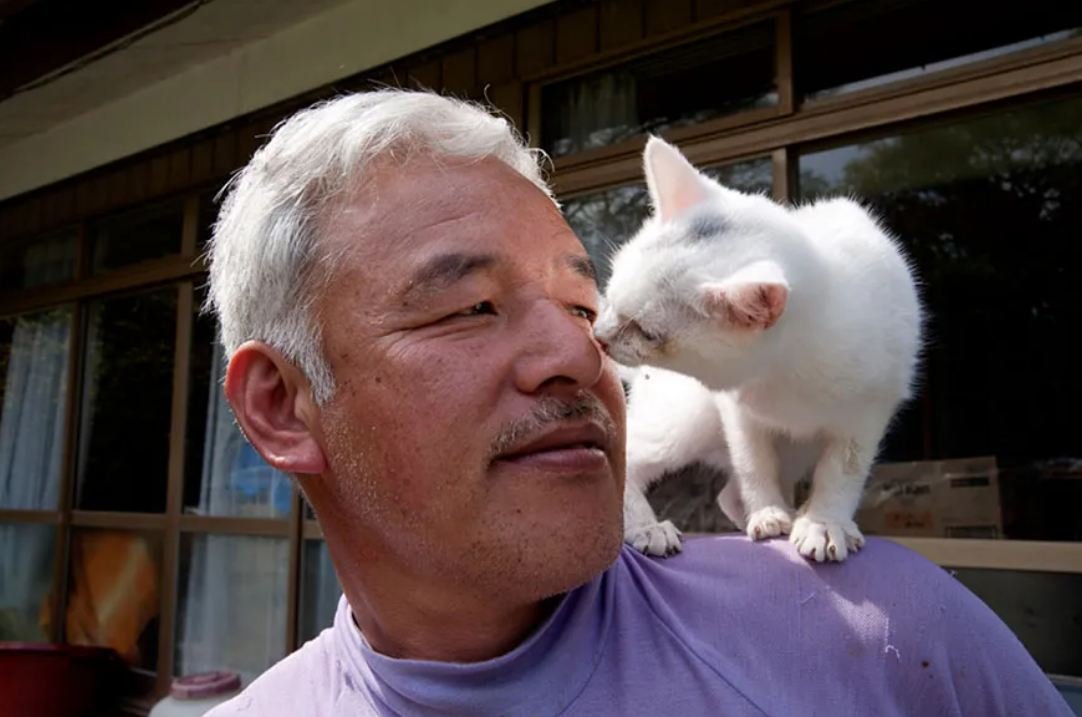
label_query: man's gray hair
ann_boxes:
[207,90,550,404]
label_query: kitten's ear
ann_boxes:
[699,262,789,331]
[644,137,710,222]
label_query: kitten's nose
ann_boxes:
[596,337,609,353]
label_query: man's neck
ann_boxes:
[347,586,559,662]
[323,529,560,663]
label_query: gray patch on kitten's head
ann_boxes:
[683,213,728,242]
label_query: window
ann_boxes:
[65,528,162,670]
[0,522,55,641]
[76,289,177,513]
[542,20,776,157]
[0,307,72,509]
[796,0,1082,101]
[90,200,183,274]
[0,193,303,700]
[0,228,76,290]
[798,95,1082,542]
[175,533,289,682]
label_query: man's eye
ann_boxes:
[455,301,497,317]
[571,305,597,322]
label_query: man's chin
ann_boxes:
[515,517,624,602]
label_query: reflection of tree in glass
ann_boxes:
[799,97,1082,540]
[79,290,177,512]
[564,184,651,288]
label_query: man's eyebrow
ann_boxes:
[402,252,498,300]
[564,254,598,284]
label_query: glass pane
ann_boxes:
[175,534,288,682]
[77,289,177,512]
[798,0,1082,101]
[564,157,773,288]
[299,540,341,643]
[950,568,1082,677]
[542,21,776,157]
[0,307,71,509]
[798,95,1082,541]
[65,529,161,669]
[0,229,77,290]
[183,293,215,512]
[185,337,292,518]
[0,523,56,641]
[90,199,182,274]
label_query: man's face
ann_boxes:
[313,155,626,603]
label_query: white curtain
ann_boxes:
[176,533,288,683]
[176,343,291,681]
[193,343,291,517]
[565,72,638,153]
[0,308,70,509]
[0,231,74,642]
[0,308,69,642]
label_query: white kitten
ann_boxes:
[597,137,922,562]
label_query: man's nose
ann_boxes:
[512,301,605,395]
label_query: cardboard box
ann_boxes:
[856,456,1003,538]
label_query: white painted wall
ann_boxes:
[0,0,550,201]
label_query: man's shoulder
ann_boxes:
[624,532,947,596]
[615,534,1070,716]
[615,534,968,661]
[205,627,364,717]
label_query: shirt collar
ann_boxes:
[332,561,616,716]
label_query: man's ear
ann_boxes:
[224,341,328,475]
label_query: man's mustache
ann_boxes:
[489,394,616,461]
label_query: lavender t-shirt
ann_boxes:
[208,536,1071,716]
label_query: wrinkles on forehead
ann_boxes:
[317,156,515,265]
[314,155,578,327]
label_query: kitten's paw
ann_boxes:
[745,506,793,541]
[790,516,864,562]
[625,521,683,557]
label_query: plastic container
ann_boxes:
[149,671,242,717]
[0,642,121,717]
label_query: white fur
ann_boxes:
[208,90,549,403]
[598,137,922,562]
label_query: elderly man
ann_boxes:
[206,90,1070,716]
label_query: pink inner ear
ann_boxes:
[703,282,788,330]
[644,137,709,222]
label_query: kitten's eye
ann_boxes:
[455,301,497,318]
[630,320,662,344]
[571,305,597,322]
